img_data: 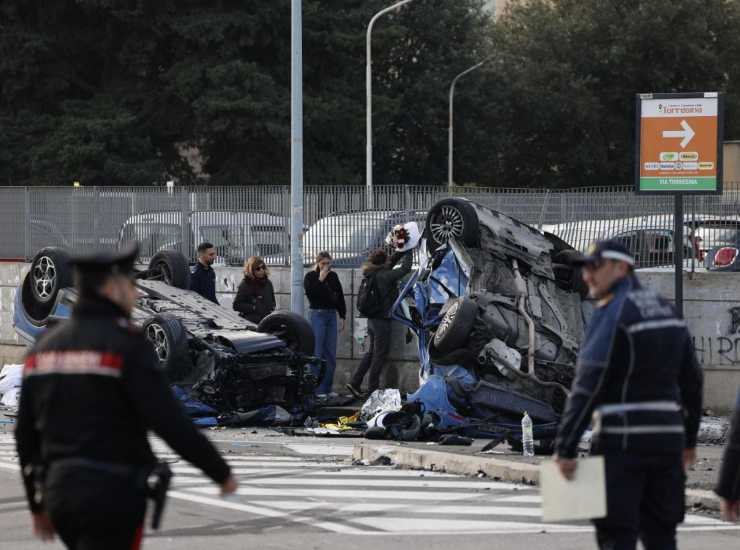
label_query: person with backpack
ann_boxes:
[304,252,346,398]
[346,247,412,398]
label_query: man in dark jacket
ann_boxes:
[716,389,740,522]
[554,240,702,550]
[346,248,412,398]
[190,242,218,303]
[15,243,236,549]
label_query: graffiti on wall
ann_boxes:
[693,306,740,367]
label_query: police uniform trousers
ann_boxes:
[593,451,685,550]
[45,460,146,550]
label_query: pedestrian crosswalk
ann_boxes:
[0,433,736,536]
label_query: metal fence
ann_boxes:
[2,185,740,268]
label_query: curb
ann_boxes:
[352,441,720,511]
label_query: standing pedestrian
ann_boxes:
[346,247,412,399]
[15,243,237,549]
[304,252,346,398]
[553,240,703,550]
[716,388,740,522]
[190,241,218,303]
[233,256,276,324]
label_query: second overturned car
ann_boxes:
[14,247,322,417]
[392,198,590,448]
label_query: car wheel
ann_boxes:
[425,198,479,253]
[143,315,191,381]
[147,250,190,289]
[21,247,73,323]
[433,297,478,354]
[258,311,315,355]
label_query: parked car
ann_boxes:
[694,219,740,271]
[300,210,427,268]
[118,210,289,265]
[392,198,588,449]
[14,247,321,415]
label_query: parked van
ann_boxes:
[118,210,288,265]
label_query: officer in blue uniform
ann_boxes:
[554,240,703,550]
[190,241,218,303]
[716,388,740,522]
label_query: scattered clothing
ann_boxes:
[190,262,218,304]
[0,364,22,410]
[360,389,402,421]
[217,405,292,427]
[233,276,276,323]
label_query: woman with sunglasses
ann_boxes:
[233,256,276,324]
[304,251,346,399]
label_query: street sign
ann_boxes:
[635,92,723,194]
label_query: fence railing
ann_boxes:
[2,185,740,269]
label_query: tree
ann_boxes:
[456,0,740,188]
[0,0,494,187]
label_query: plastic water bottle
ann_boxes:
[521,411,535,457]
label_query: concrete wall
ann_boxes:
[2,261,739,410]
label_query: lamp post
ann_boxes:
[290,0,304,315]
[448,59,489,191]
[367,0,416,209]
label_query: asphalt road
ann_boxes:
[0,431,738,550]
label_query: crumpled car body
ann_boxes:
[14,247,321,417]
[392,198,590,440]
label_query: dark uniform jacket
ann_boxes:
[233,277,276,324]
[304,270,347,319]
[190,262,218,304]
[361,251,413,319]
[15,297,231,513]
[716,389,740,501]
[555,275,703,458]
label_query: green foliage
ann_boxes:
[464,0,740,188]
[2,0,738,189]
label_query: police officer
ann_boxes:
[553,240,703,550]
[716,388,740,522]
[15,242,237,549]
[190,241,219,303]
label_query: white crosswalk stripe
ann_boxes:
[0,434,736,536]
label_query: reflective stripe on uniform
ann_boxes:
[625,319,687,334]
[598,400,681,415]
[600,425,685,435]
[24,351,123,378]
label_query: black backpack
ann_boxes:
[357,272,385,318]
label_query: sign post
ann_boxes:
[635,92,723,317]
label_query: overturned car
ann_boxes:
[14,247,321,417]
[391,198,590,447]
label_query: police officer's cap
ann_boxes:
[70,241,139,277]
[568,239,635,267]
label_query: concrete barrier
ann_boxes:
[1,261,739,409]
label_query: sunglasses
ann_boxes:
[254,265,266,272]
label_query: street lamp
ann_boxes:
[367,0,416,209]
[448,58,489,191]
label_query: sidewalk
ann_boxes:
[353,439,724,511]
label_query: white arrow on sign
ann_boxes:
[662,119,695,149]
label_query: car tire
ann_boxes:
[425,198,479,253]
[433,297,478,354]
[143,315,191,381]
[22,247,73,323]
[148,250,190,290]
[258,311,315,355]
